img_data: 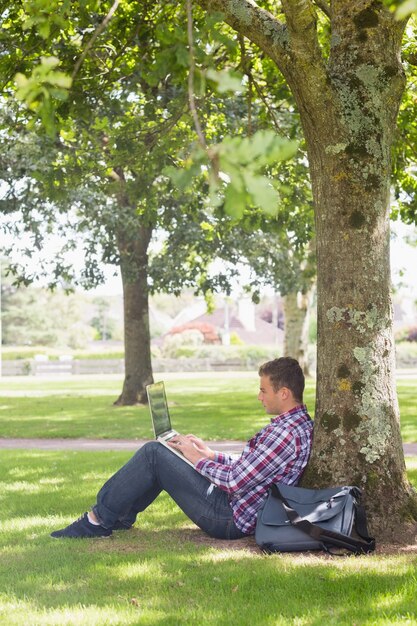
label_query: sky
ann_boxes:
[2,220,417,301]
[90,221,417,299]
[390,221,417,293]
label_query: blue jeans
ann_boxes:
[92,442,246,540]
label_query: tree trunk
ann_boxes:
[282,290,311,376]
[293,10,417,541]
[196,0,417,541]
[114,224,154,405]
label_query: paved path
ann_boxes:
[1,438,417,455]
[0,438,246,453]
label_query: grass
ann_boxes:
[0,450,416,625]
[0,372,416,442]
[0,346,125,360]
[0,374,416,624]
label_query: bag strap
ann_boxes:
[271,484,376,554]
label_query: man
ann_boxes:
[51,357,313,540]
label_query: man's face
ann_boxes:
[257,375,285,415]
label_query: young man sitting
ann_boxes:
[51,357,313,540]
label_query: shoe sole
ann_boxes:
[50,533,112,539]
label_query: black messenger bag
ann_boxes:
[255,483,375,554]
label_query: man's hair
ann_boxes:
[258,357,305,402]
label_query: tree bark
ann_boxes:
[114,223,154,405]
[282,290,311,376]
[297,5,417,542]
[196,0,417,541]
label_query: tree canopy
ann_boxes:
[0,0,313,404]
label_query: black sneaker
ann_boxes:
[50,513,112,539]
[112,521,132,531]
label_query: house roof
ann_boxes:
[194,308,283,347]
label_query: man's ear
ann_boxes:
[279,387,290,400]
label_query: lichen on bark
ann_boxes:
[352,343,393,463]
[326,304,384,334]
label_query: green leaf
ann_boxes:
[218,159,245,193]
[249,130,298,165]
[60,128,76,143]
[216,131,297,169]
[175,45,189,67]
[15,73,28,89]
[206,69,246,94]
[40,56,60,69]
[38,21,51,39]
[92,116,110,132]
[163,164,201,190]
[396,0,417,19]
[243,172,279,215]
[48,72,72,89]
[223,184,246,219]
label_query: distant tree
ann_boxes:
[1,274,93,348]
[90,297,116,341]
[392,23,417,226]
[0,3,202,403]
[0,2,301,404]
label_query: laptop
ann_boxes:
[146,381,196,468]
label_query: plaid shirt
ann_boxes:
[195,405,313,535]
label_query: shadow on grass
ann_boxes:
[1,451,417,625]
[0,393,265,440]
[0,376,318,441]
[0,396,151,439]
[1,523,417,626]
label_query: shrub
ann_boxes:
[73,351,124,360]
[1,346,61,360]
[67,323,95,350]
[230,332,244,345]
[395,341,417,367]
[169,346,201,358]
[405,326,417,342]
[158,342,279,364]
[169,322,220,344]
[161,329,205,357]
[395,326,417,343]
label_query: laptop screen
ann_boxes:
[146,382,172,438]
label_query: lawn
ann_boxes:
[0,450,416,626]
[0,372,416,442]
[0,374,416,624]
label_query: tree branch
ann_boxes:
[237,35,253,136]
[186,0,208,152]
[196,0,329,119]
[237,36,285,135]
[196,0,292,76]
[280,0,324,64]
[72,0,121,79]
[313,0,330,18]
[251,78,285,135]
[276,0,330,117]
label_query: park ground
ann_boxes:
[0,371,416,625]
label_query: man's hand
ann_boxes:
[168,434,215,465]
